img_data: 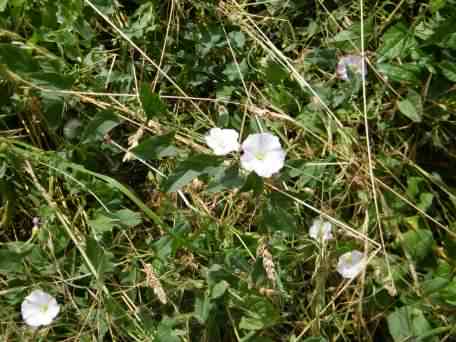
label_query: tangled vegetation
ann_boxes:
[1,0,456,341]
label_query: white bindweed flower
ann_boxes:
[240,133,286,178]
[21,290,60,328]
[205,128,240,156]
[336,55,367,81]
[337,250,366,279]
[309,218,333,241]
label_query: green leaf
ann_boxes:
[162,154,223,192]
[82,111,122,143]
[193,294,213,324]
[439,61,456,82]
[131,132,178,160]
[239,317,264,330]
[28,72,74,90]
[88,213,117,236]
[397,89,422,122]
[377,63,422,83]
[0,0,8,12]
[155,318,181,342]
[402,229,435,262]
[112,209,142,227]
[211,280,229,299]
[378,23,417,61]
[207,165,244,193]
[85,238,115,282]
[140,84,167,119]
[0,43,40,73]
[387,306,436,342]
[260,192,297,233]
[240,171,264,196]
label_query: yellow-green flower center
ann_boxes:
[255,152,266,160]
[40,303,49,313]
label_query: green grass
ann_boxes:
[1,0,456,341]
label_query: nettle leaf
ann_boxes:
[162,154,224,192]
[397,89,423,122]
[0,43,40,73]
[378,23,417,61]
[89,209,142,239]
[239,296,280,331]
[387,306,436,342]
[402,229,435,262]
[140,84,167,119]
[240,171,264,196]
[85,238,115,282]
[131,132,178,160]
[82,110,122,143]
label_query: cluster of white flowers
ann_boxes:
[205,128,286,178]
[309,218,366,279]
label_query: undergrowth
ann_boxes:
[1,0,456,341]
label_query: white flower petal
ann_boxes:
[205,128,240,155]
[240,133,286,178]
[309,218,333,241]
[21,290,60,328]
[336,250,365,279]
[336,55,367,81]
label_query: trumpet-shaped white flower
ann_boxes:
[309,218,333,241]
[205,128,240,155]
[21,290,60,328]
[240,133,286,178]
[337,250,366,279]
[336,55,367,81]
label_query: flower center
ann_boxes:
[40,303,49,313]
[255,152,266,160]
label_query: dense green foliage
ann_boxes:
[1,0,456,340]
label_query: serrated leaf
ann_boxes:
[397,90,422,123]
[140,84,167,119]
[402,229,435,262]
[0,43,40,73]
[378,23,417,61]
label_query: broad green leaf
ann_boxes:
[131,132,178,160]
[140,84,167,119]
[377,63,422,83]
[155,318,180,342]
[397,90,422,122]
[211,280,229,299]
[240,171,264,196]
[239,317,264,330]
[85,237,115,282]
[439,61,456,82]
[112,209,142,227]
[0,0,7,12]
[402,229,435,262]
[0,43,40,73]
[194,295,213,324]
[88,213,117,236]
[28,72,74,90]
[82,110,122,143]
[207,165,244,193]
[378,23,417,61]
[162,154,223,192]
[387,306,436,342]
